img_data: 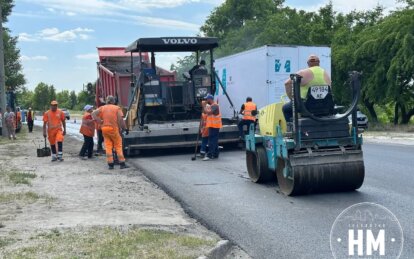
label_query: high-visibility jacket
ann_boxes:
[201,113,209,137]
[80,112,95,137]
[242,102,257,121]
[16,111,21,126]
[206,103,222,129]
[301,66,327,99]
[43,109,65,131]
[98,104,123,131]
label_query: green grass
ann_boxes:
[0,191,41,204]
[7,171,36,186]
[0,237,16,249]
[4,227,217,259]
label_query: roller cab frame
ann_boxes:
[123,37,239,155]
[245,72,365,195]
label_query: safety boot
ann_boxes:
[120,162,129,169]
[108,163,114,170]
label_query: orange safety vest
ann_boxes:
[44,109,64,130]
[16,111,21,123]
[80,112,95,137]
[243,102,257,121]
[201,113,209,137]
[99,104,122,130]
[206,103,222,129]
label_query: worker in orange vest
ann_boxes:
[203,94,222,161]
[43,100,66,162]
[197,100,209,158]
[79,105,95,159]
[238,97,257,140]
[92,95,128,169]
[15,108,21,132]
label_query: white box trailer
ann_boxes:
[214,45,331,118]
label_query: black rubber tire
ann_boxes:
[246,146,275,183]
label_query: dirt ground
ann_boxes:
[0,126,249,258]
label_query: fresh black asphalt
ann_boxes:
[131,143,414,259]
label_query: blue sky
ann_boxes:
[6,0,401,92]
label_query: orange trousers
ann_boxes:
[48,129,64,145]
[101,126,125,164]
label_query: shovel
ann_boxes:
[36,137,51,157]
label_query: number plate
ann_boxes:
[310,86,329,99]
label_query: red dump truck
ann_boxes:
[96,47,175,108]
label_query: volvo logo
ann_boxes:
[162,38,198,44]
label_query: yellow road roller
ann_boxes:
[245,72,364,195]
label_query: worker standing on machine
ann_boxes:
[203,94,222,161]
[282,55,331,130]
[43,101,66,161]
[238,97,257,140]
[92,95,128,170]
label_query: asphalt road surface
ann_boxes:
[130,143,414,259]
[34,120,413,258]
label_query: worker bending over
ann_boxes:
[283,55,331,128]
[43,101,66,161]
[238,97,257,139]
[92,95,128,170]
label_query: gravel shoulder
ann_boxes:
[363,131,414,145]
[0,126,249,258]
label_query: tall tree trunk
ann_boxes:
[363,98,378,122]
[400,105,414,124]
[394,102,399,125]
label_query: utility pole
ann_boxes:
[0,6,8,137]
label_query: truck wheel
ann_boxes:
[246,146,275,183]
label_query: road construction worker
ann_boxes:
[43,101,66,161]
[283,55,331,125]
[197,100,209,158]
[15,108,21,132]
[4,106,16,140]
[189,60,207,79]
[238,97,257,140]
[26,107,34,133]
[79,105,95,159]
[203,94,222,161]
[92,95,128,169]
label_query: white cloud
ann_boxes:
[76,53,98,60]
[19,0,202,31]
[40,27,60,36]
[154,53,189,70]
[20,55,49,61]
[18,32,38,42]
[134,16,200,31]
[19,27,95,43]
